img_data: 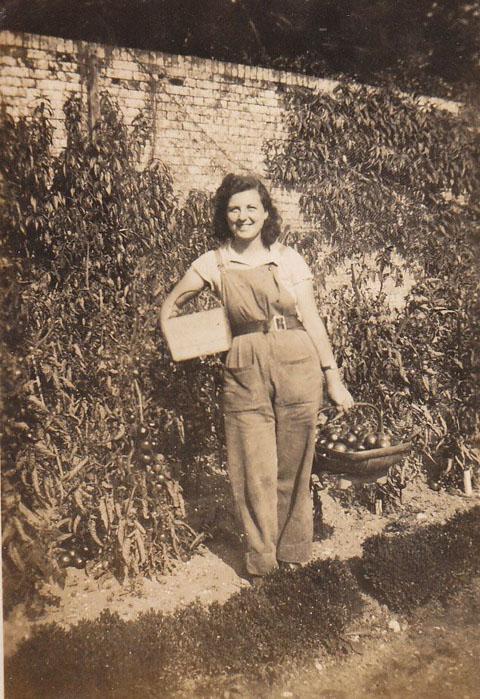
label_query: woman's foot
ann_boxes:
[278,561,302,571]
[249,574,266,589]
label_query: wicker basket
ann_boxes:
[315,402,412,478]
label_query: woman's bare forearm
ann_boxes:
[295,280,354,409]
[159,268,205,333]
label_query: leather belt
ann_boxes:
[232,314,305,337]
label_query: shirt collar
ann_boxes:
[223,241,281,267]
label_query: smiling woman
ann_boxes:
[225,189,268,246]
[159,173,353,583]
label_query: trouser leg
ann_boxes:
[224,407,278,576]
[275,400,320,563]
[272,334,323,564]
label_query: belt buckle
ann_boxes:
[272,315,287,331]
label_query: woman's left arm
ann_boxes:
[295,280,354,411]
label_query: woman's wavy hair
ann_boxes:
[213,173,282,246]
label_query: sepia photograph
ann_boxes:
[1,1,479,697]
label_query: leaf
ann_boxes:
[73,488,85,512]
[60,376,76,390]
[121,537,131,566]
[117,518,126,546]
[31,466,44,500]
[18,502,44,528]
[8,543,25,571]
[34,441,56,458]
[134,529,146,564]
[63,457,89,482]
[88,518,104,547]
[99,498,110,531]
[13,517,33,543]
[29,395,48,411]
[73,343,84,360]
[73,514,81,534]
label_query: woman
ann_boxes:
[160,173,353,583]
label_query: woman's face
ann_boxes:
[226,188,268,243]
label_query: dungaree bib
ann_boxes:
[219,253,323,575]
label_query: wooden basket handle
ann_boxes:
[317,401,384,432]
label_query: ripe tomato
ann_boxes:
[59,553,72,567]
[332,441,348,453]
[139,439,151,452]
[344,432,358,447]
[363,433,378,449]
[138,425,149,437]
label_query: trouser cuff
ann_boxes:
[276,540,312,564]
[246,551,278,576]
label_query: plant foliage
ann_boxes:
[6,506,480,697]
[361,505,480,612]
[265,82,480,495]
[0,95,204,606]
[6,558,362,698]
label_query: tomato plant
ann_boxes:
[265,82,479,496]
[0,95,206,605]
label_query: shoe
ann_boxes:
[249,575,266,589]
[278,561,302,571]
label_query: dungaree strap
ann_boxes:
[215,248,226,305]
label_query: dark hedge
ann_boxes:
[361,505,480,613]
[6,507,480,697]
[5,559,362,698]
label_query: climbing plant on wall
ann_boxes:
[264,82,479,491]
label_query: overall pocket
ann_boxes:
[223,364,261,413]
[274,333,322,406]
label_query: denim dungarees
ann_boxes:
[219,252,323,575]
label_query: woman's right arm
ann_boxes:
[159,268,206,334]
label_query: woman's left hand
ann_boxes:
[325,374,355,412]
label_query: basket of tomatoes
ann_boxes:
[315,402,412,478]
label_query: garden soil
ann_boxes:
[3,469,480,697]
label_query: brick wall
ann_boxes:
[0,30,346,231]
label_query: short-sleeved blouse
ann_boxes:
[190,241,313,304]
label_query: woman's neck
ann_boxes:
[229,236,269,257]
